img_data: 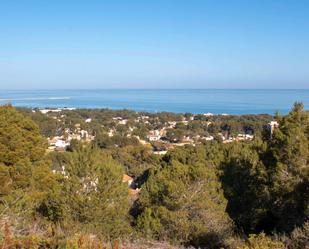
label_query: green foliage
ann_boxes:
[111,145,160,177]
[0,105,56,220]
[220,140,271,233]
[0,106,46,167]
[220,103,309,234]
[94,132,139,149]
[288,221,309,249]
[266,102,309,231]
[237,233,284,249]
[137,146,233,248]
[18,107,63,137]
[1,104,308,248]
[61,144,131,239]
[0,106,132,243]
[165,128,185,142]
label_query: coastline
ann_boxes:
[1,89,308,115]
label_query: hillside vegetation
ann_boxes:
[0,103,308,248]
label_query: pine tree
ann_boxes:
[0,105,57,225]
[267,102,309,231]
[62,144,131,239]
[137,146,233,248]
[220,140,270,233]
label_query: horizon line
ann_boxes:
[1,88,309,91]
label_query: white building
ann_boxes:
[108,129,115,137]
[153,151,168,155]
[39,109,62,114]
[80,130,89,139]
[202,136,214,141]
[148,135,161,141]
[204,112,214,117]
[268,121,279,138]
[119,119,128,125]
[55,140,70,149]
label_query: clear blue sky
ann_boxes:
[0,0,308,89]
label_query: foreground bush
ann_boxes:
[137,147,233,248]
[288,221,309,249]
[236,233,284,249]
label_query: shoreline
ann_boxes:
[15,106,278,116]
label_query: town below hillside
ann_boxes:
[19,107,275,154]
[19,107,280,199]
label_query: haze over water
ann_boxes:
[0,89,308,115]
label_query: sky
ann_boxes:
[0,0,308,89]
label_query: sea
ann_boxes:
[0,89,308,115]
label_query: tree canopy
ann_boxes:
[137,147,233,248]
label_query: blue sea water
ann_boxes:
[0,89,308,115]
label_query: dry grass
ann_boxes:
[0,218,188,249]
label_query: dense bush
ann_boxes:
[137,147,233,248]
